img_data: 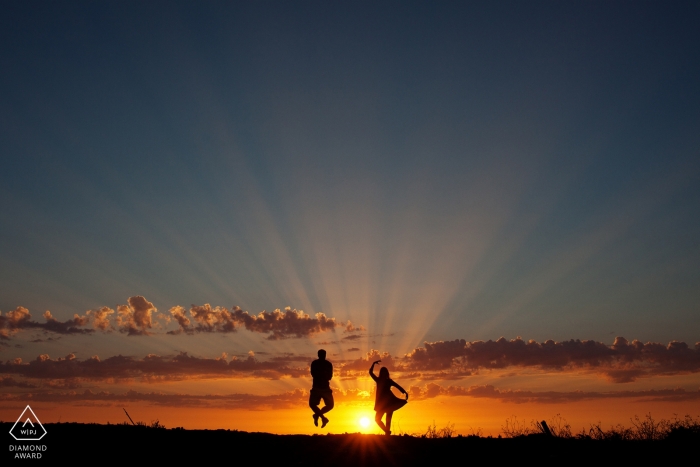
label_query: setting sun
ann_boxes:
[359,417,371,429]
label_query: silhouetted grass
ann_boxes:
[3,415,698,464]
[501,413,700,440]
[420,420,456,438]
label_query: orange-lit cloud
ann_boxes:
[167,306,193,334]
[86,306,115,331]
[343,321,366,333]
[116,296,157,335]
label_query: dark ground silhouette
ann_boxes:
[2,422,697,464]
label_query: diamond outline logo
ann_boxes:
[10,405,47,441]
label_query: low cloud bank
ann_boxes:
[407,383,700,403]
[0,388,309,410]
[0,352,307,382]
[401,337,700,382]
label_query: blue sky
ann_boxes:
[1,1,699,355]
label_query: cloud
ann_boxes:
[167,304,237,334]
[0,352,308,382]
[230,307,339,340]
[343,321,366,333]
[0,307,93,339]
[401,337,700,382]
[0,384,378,410]
[116,296,157,335]
[404,339,468,370]
[342,334,363,342]
[1,298,359,341]
[30,336,61,343]
[86,307,115,331]
[166,304,347,339]
[167,306,192,335]
[0,376,37,388]
[407,383,700,404]
[340,349,397,373]
[0,388,310,411]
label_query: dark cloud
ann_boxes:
[0,388,310,410]
[0,307,93,339]
[0,352,307,382]
[30,337,62,343]
[230,307,339,340]
[342,334,363,342]
[168,304,347,339]
[340,350,397,374]
[401,337,700,382]
[0,376,37,388]
[347,348,361,352]
[407,383,700,404]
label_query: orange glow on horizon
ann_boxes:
[3,393,699,438]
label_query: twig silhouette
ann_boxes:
[123,408,136,426]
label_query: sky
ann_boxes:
[1,1,699,435]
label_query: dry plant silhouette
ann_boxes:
[420,421,456,438]
[121,408,166,429]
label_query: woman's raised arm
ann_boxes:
[369,360,380,382]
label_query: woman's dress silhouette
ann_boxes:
[370,360,408,435]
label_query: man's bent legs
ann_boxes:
[310,389,333,427]
[319,393,334,414]
[309,390,323,416]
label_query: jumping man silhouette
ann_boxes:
[309,349,334,428]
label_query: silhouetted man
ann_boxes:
[309,349,334,428]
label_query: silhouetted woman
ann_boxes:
[369,360,408,435]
